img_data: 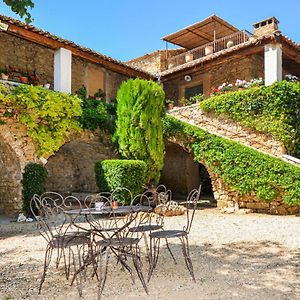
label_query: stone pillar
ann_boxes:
[264,43,282,86]
[54,48,72,93]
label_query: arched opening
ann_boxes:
[160,142,216,206]
[0,138,22,215]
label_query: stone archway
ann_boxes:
[0,138,22,214]
[0,118,38,215]
[161,142,216,204]
[45,132,117,195]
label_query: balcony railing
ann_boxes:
[167,30,252,69]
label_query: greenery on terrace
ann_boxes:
[0,83,112,157]
[163,115,300,206]
[199,81,300,157]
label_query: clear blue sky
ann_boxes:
[0,0,299,62]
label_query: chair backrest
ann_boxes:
[30,192,83,242]
[184,185,202,234]
[143,184,172,206]
[132,192,164,228]
[111,187,133,205]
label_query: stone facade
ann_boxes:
[163,55,264,103]
[0,31,54,86]
[0,31,129,100]
[127,49,185,74]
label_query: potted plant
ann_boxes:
[1,66,10,80]
[19,69,29,84]
[166,99,174,110]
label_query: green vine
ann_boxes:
[163,115,300,206]
[200,81,300,156]
[0,84,82,157]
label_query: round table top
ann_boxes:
[65,205,152,215]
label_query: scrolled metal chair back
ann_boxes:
[30,192,82,243]
[111,187,133,205]
[184,185,202,234]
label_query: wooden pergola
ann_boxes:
[162,14,239,50]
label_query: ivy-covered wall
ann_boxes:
[200,81,300,157]
[164,115,300,214]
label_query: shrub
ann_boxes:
[200,81,300,156]
[95,159,146,203]
[79,98,109,131]
[114,78,165,184]
[163,115,300,206]
[22,163,48,216]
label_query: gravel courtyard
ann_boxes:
[0,208,299,300]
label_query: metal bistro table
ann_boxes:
[65,205,152,216]
[65,204,153,286]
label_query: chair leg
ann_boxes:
[148,237,160,282]
[165,238,177,264]
[180,236,195,281]
[39,245,53,294]
[132,245,148,294]
[97,249,109,300]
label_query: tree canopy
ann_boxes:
[3,0,34,23]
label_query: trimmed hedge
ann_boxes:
[163,115,300,206]
[200,81,300,157]
[22,163,48,216]
[95,159,146,203]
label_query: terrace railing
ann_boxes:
[167,30,252,69]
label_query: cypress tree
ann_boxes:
[114,78,165,184]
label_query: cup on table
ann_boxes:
[95,201,104,211]
[111,201,118,209]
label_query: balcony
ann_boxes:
[167,30,252,69]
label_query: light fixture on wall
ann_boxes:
[184,75,192,82]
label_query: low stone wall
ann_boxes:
[169,104,285,157]
[214,175,300,215]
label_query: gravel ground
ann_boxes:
[0,208,299,300]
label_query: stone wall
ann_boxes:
[169,105,285,157]
[160,142,200,197]
[45,130,117,194]
[0,31,54,86]
[0,31,129,100]
[163,54,264,103]
[0,116,39,215]
[127,49,185,74]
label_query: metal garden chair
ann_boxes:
[30,192,91,296]
[147,185,202,282]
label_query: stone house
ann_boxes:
[128,15,300,105]
[0,14,299,214]
[0,14,151,101]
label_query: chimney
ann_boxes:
[252,17,280,37]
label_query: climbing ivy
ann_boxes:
[114,78,166,184]
[200,81,300,157]
[163,115,300,206]
[0,84,82,157]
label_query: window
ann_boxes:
[184,84,203,99]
